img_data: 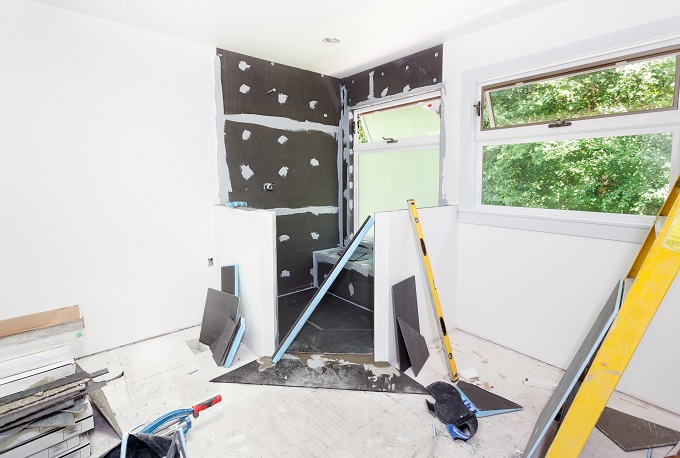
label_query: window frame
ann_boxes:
[480,47,680,131]
[460,34,680,243]
[352,91,443,231]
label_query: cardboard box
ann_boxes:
[0,306,82,339]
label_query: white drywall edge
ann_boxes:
[374,205,458,363]
[214,206,277,356]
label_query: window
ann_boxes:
[471,48,680,232]
[353,94,441,230]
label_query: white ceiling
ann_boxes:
[32,0,564,77]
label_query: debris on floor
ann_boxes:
[210,353,429,394]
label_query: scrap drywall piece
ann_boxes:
[396,318,429,377]
[596,407,680,452]
[523,280,623,458]
[211,354,428,394]
[392,276,420,372]
[198,288,240,346]
[456,381,522,417]
[221,265,239,296]
[272,216,374,363]
[209,317,239,366]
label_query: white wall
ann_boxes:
[0,0,219,355]
[443,0,680,412]
[374,205,457,364]
[214,207,277,356]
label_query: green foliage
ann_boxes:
[484,56,676,128]
[482,133,672,215]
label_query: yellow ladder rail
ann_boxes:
[407,199,459,383]
[546,176,680,457]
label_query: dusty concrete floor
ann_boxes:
[78,327,680,457]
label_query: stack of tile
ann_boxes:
[0,306,85,398]
[0,370,106,457]
[0,306,98,457]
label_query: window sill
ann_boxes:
[458,208,652,243]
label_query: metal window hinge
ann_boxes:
[382,137,398,143]
[548,119,572,128]
[474,101,481,116]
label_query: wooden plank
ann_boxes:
[546,183,680,458]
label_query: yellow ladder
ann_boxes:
[407,199,459,383]
[547,176,680,457]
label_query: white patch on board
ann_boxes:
[349,199,354,210]
[278,166,289,177]
[310,232,320,240]
[348,283,355,296]
[310,158,320,167]
[278,235,290,242]
[309,100,318,109]
[381,87,389,97]
[349,182,354,189]
[348,165,353,174]
[280,270,290,278]
[238,61,250,71]
[242,130,251,141]
[239,84,250,94]
[403,84,411,92]
[278,93,288,104]
[240,164,254,180]
[278,135,288,144]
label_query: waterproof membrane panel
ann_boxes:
[523,280,623,457]
[596,407,680,452]
[199,289,239,347]
[396,318,429,377]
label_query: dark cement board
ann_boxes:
[221,265,238,296]
[392,276,420,372]
[396,318,429,376]
[199,288,239,347]
[596,407,680,452]
[523,281,623,457]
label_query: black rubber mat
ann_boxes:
[596,407,680,452]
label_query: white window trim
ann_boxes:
[459,23,680,243]
[352,91,443,230]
